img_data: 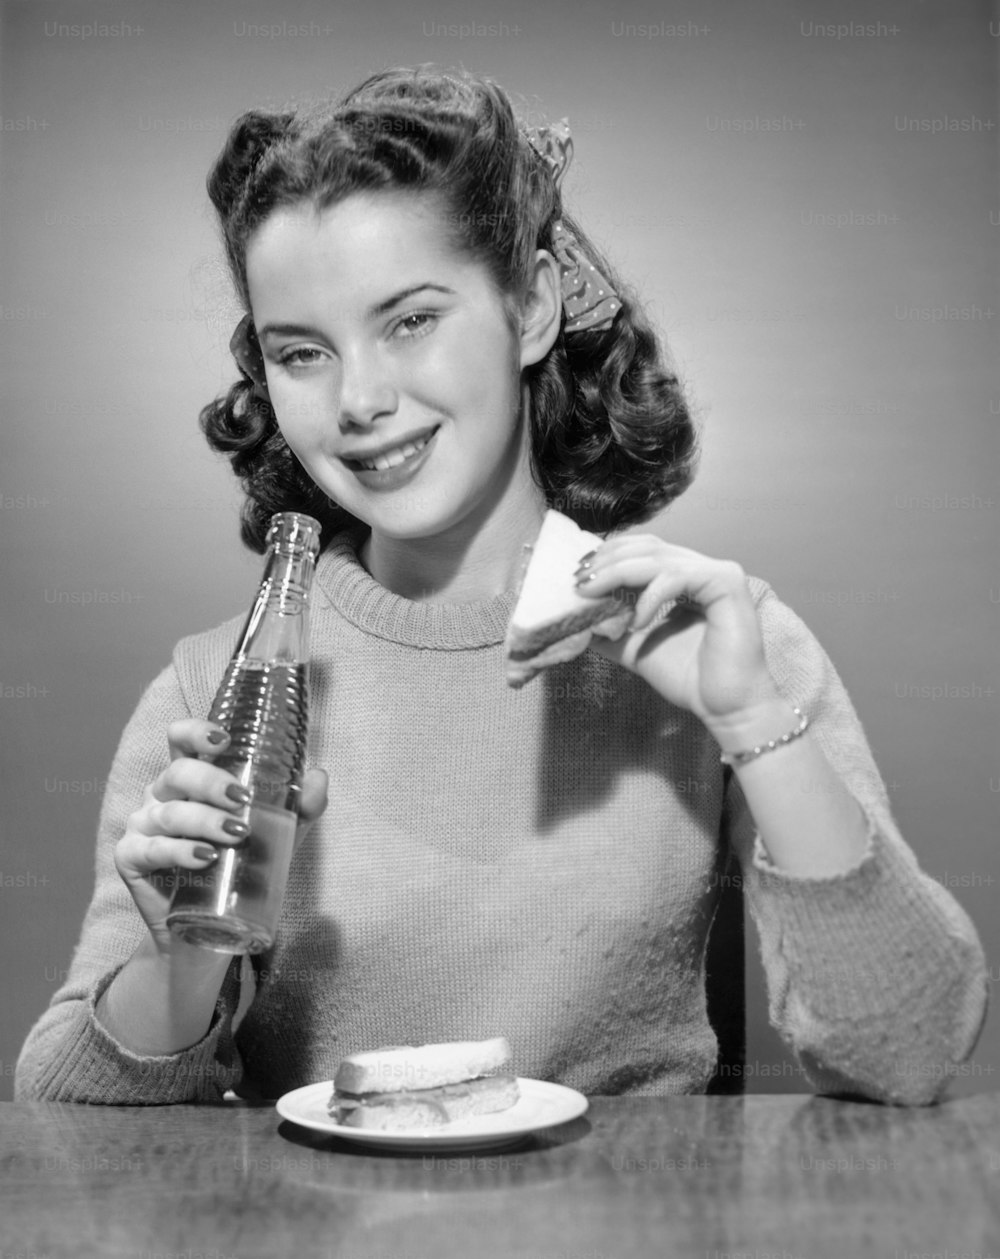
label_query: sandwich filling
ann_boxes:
[327,1037,521,1130]
[330,1072,519,1125]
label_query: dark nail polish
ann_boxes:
[575,572,598,585]
[222,819,250,838]
[207,730,228,745]
[194,845,219,862]
[225,783,252,806]
[577,549,597,565]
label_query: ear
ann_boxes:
[518,249,562,369]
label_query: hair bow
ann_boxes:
[524,118,574,190]
[550,221,621,334]
[523,119,622,335]
[230,314,271,403]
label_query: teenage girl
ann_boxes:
[16,67,986,1106]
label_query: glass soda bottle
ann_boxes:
[166,511,321,954]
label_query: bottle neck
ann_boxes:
[232,545,318,667]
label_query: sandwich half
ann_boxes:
[505,509,633,688]
[328,1037,520,1131]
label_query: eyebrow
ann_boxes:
[256,283,455,340]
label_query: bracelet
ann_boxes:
[718,706,809,766]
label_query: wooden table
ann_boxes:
[2,1093,998,1259]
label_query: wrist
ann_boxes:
[704,692,801,757]
[96,933,233,1057]
[144,929,234,979]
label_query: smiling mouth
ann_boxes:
[343,427,440,472]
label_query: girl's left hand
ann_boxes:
[576,533,781,729]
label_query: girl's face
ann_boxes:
[245,192,554,543]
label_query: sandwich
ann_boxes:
[505,509,633,688]
[327,1037,520,1131]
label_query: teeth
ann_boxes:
[359,432,432,471]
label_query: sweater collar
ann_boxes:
[314,523,518,649]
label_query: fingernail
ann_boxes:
[575,572,598,586]
[577,549,597,566]
[225,783,252,806]
[207,729,228,745]
[222,819,250,837]
[194,845,219,862]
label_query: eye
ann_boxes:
[393,310,438,338]
[277,346,325,368]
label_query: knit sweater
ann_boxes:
[16,523,988,1106]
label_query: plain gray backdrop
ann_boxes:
[1,0,997,1100]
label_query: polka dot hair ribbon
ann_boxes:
[524,118,622,335]
[524,117,575,188]
[550,220,621,334]
[229,313,271,403]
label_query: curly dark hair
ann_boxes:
[200,65,699,553]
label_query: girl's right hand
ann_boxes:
[114,719,328,951]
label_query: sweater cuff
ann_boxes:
[747,812,973,1015]
[750,805,879,891]
[39,960,244,1104]
[744,806,988,1102]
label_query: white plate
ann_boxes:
[275,1077,589,1152]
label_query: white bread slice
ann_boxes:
[505,509,633,688]
[331,1073,520,1131]
[333,1037,513,1096]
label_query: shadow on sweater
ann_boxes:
[533,651,713,836]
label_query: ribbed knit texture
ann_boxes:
[16,524,988,1105]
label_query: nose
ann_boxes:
[337,344,398,430]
